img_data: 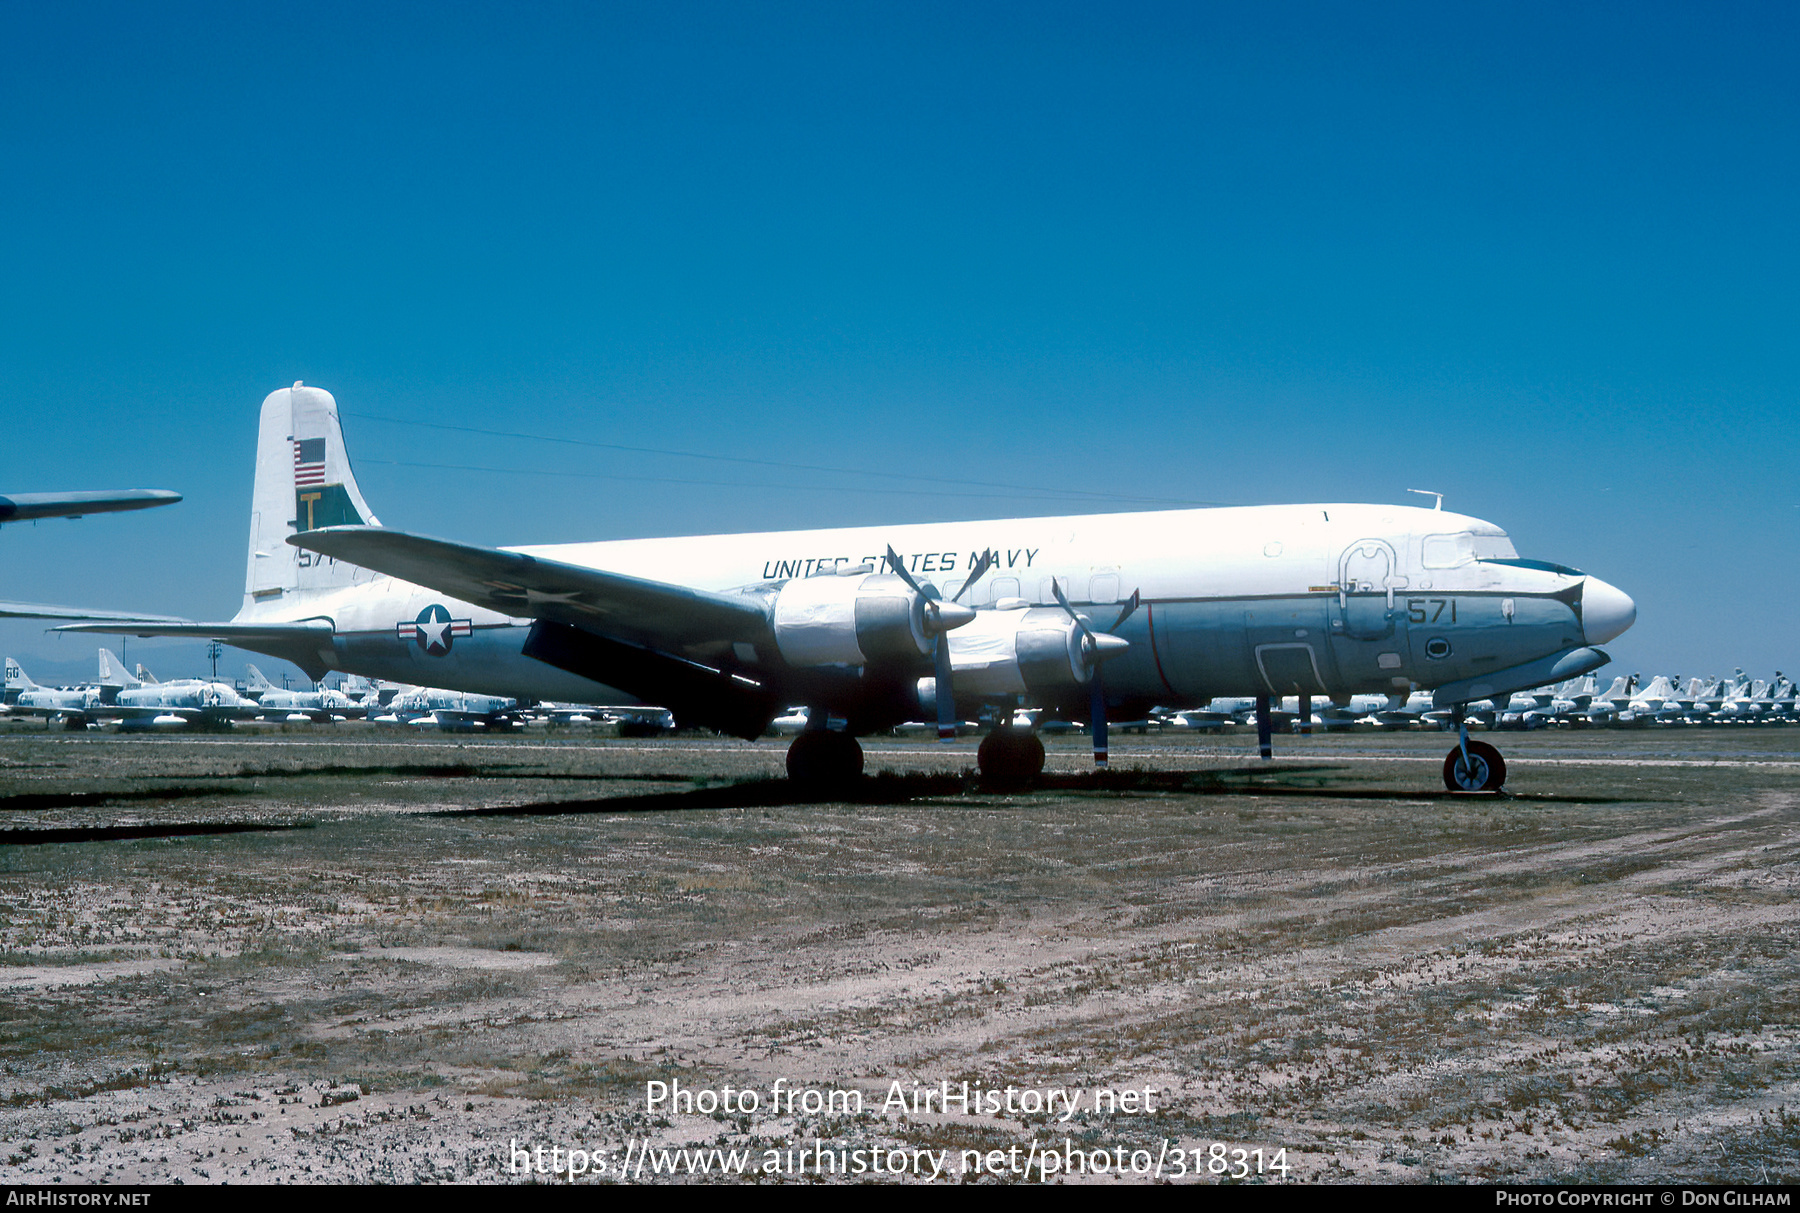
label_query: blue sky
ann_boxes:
[2,1,1795,687]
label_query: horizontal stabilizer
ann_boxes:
[289,526,770,653]
[55,620,334,642]
[54,619,339,682]
[0,490,181,523]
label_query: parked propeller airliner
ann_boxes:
[14,384,1637,789]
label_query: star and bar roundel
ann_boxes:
[396,604,472,655]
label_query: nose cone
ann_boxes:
[1583,576,1637,644]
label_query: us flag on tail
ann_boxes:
[293,438,326,486]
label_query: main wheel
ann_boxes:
[786,730,863,786]
[1443,739,1506,791]
[978,727,1046,789]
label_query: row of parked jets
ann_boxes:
[1153,671,1800,732]
[15,652,1795,739]
[767,669,1800,738]
[1,650,673,733]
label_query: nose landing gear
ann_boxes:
[1443,714,1507,792]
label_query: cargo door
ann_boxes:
[1245,603,1333,695]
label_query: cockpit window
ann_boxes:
[1423,531,1519,567]
[1422,533,1474,568]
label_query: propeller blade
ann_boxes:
[934,635,957,741]
[1051,578,1094,640]
[1108,590,1141,634]
[1091,668,1109,767]
[953,550,995,603]
[885,546,932,598]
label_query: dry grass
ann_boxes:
[0,726,1796,1182]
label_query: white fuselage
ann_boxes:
[233,502,1632,720]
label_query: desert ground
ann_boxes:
[1,723,1796,1184]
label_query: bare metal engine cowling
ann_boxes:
[939,606,1093,695]
[769,573,933,668]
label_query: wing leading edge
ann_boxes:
[288,526,774,657]
[289,526,786,735]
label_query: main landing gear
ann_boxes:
[785,728,863,786]
[1442,716,1507,792]
[977,726,1046,788]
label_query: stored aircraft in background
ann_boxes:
[92,647,255,728]
[5,656,107,726]
[383,686,522,730]
[243,664,360,722]
[4,650,145,728]
[16,384,1637,790]
[5,648,251,729]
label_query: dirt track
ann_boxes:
[1,727,1797,1183]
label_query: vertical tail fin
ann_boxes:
[244,664,276,692]
[242,383,384,613]
[98,649,141,689]
[5,658,38,693]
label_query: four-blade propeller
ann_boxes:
[886,546,992,739]
[1052,580,1140,766]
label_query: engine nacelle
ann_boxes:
[941,605,1092,696]
[770,572,932,668]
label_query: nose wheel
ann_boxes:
[1443,739,1506,791]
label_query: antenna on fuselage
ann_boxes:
[1407,489,1444,510]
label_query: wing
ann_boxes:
[0,602,192,623]
[0,490,181,522]
[288,526,773,656]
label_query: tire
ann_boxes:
[1443,739,1506,791]
[786,730,863,786]
[978,727,1046,789]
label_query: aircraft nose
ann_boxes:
[1583,576,1636,644]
